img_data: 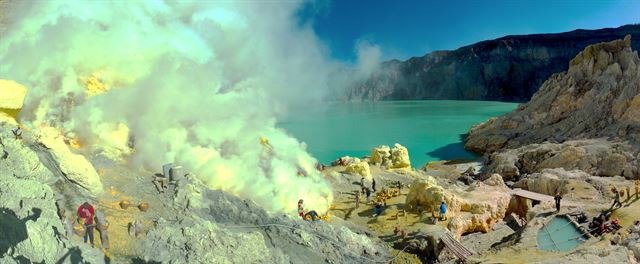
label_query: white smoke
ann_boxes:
[0,0,344,213]
[354,39,383,77]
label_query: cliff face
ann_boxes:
[344,25,640,102]
[465,36,640,179]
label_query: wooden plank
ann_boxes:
[442,240,466,259]
[440,232,473,260]
[510,188,555,202]
[449,234,472,256]
[442,235,468,257]
[444,233,473,256]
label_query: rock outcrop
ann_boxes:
[340,25,640,102]
[466,36,640,179]
[0,123,104,264]
[345,161,372,180]
[370,145,391,166]
[34,126,104,195]
[549,245,637,264]
[390,143,411,169]
[141,179,390,264]
[142,216,283,264]
[512,168,601,199]
[370,143,411,170]
[484,139,638,180]
[0,79,27,124]
[0,79,27,110]
[405,176,510,236]
[624,226,640,261]
[0,121,391,263]
[1,128,54,183]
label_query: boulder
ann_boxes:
[405,176,445,213]
[35,127,103,195]
[390,143,411,169]
[370,145,391,166]
[484,174,507,188]
[536,146,586,171]
[599,153,626,177]
[370,144,411,170]
[623,232,640,261]
[0,79,27,110]
[405,176,510,236]
[512,168,600,199]
[487,152,521,180]
[344,161,372,180]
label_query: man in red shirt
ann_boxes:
[297,199,304,219]
[77,202,95,247]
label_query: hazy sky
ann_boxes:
[298,0,640,61]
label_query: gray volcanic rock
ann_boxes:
[139,175,390,264]
[0,128,53,183]
[0,122,104,264]
[465,36,640,178]
[484,139,639,180]
[342,25,640,102]
[0,121,390,263]
[544,245,637,264]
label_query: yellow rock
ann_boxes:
[36,126,104,195]
[83,74,109,97]
[0,111,18,125]
[390,143,411,169]
[0,79,27,121]
[370,145,391,165]
[0,79,27,109]
[345,161,371,180]
[370,143,412,170]
[406,176,510,236]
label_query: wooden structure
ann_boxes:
[509,188,554,202]
[440,232,474,262]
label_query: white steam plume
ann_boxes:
[354,39,383,77]
[0,0,341,213]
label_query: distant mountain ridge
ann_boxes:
[343,24,640,102]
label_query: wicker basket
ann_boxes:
[138,202,150,212]
[119,200,131,209]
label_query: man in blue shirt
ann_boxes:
[439,201,447,221]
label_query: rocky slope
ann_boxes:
[405,174,510,237]
[0,120,391,263]
[341,25,640,102]
[139,174,390,264]
[0,123,104,263]
[466,35,640,179]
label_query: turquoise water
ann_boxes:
[537,217,585,252]
[278,100,518,168]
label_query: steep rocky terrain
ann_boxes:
[341,25,640,102]
[451,36,640,264]
[466,35,640,180]
[0,121,391,263]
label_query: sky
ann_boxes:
[298,0,640,62]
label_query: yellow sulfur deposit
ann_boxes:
[0,79,28,121]
[83,74,109,97]
[345,161,372,180]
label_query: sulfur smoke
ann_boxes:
[0,0,374,213]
